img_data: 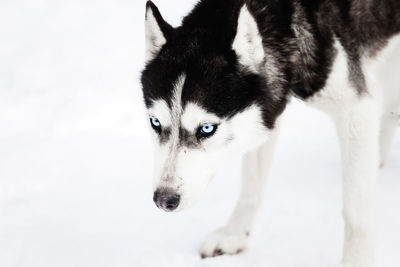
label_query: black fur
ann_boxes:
[141,0,400,129]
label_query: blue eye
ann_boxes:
[201,124,214,134]
[198,123,218,138]
[150,117,161,132]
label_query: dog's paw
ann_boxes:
[199,228,249,258]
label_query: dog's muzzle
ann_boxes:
[153,188,180,212]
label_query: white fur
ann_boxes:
[306,36,400,267]
[367,35,400,166]
[149,75,185,194]
[145,7,166,63]
[148,100,171,127]
[199,125,279,257]
[308,40,378,267]
[148,73,271,210]
[232,5,265,73]
[181,103,221,131]
[181,104,269,210]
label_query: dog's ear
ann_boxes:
[145,1,173,63]
[232,5,264,72]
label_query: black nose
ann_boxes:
[153,189,180,212]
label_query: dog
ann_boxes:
[140,0,400,266]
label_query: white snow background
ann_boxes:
[0,0,399,267]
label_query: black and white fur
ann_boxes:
[141,1,400,266]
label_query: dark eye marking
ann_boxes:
[196,123,218,139]
[150,116,162,133]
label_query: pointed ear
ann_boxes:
[232,5,265,72]
[145,1,173,63]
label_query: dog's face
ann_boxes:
[141,2,280,212]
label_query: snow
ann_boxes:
[0,1,399,267]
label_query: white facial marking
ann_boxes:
[158,74,186,180]
[181,103,220,132]
[232,5,265,73]
[147,74,186,131]
[170,74,186,139]
[148,99,171,128]
[148,74,185,181]
[145,7,167,63]
[147,76,270,211]
[175,103,270,210]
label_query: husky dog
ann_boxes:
[141,0,400,266]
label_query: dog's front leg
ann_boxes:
[334,97,379,267]
[199,128,279,258]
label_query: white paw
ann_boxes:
[199,227,249,258]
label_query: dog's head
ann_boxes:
[141,1,285,212]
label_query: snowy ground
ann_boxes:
[0,1,399,267]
